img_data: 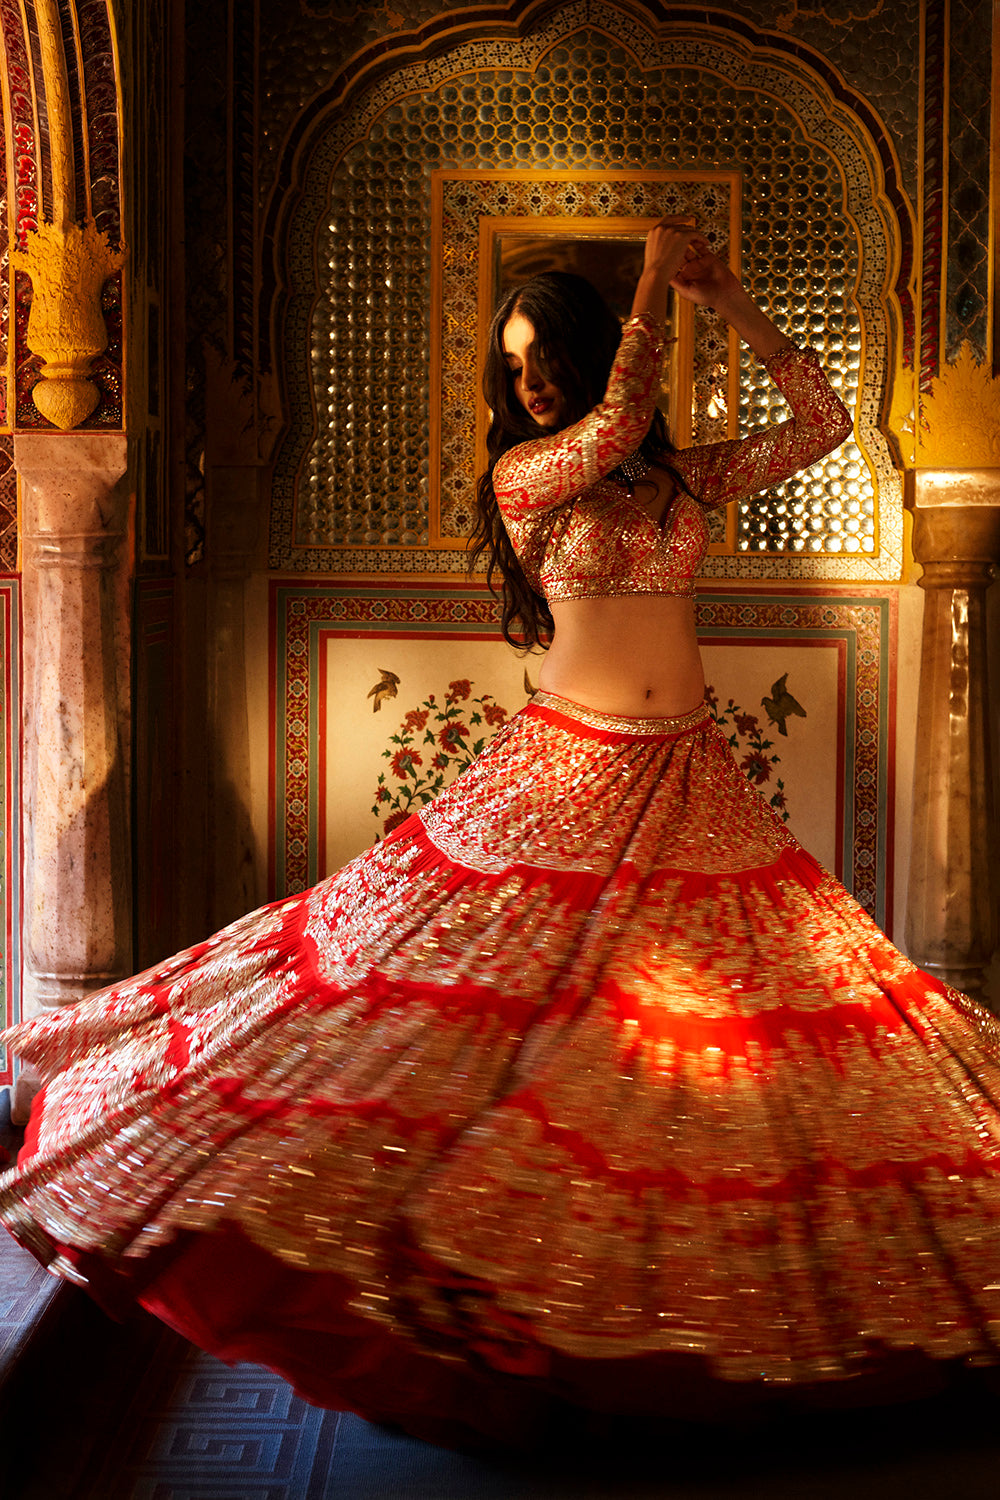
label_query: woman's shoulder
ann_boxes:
[492,434,545,491]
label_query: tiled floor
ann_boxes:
[0,1227,59,1382]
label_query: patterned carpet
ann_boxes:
[3,1305,999,1500]
[0,1224,61,1386]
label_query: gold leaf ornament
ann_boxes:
[12,220,126,430]
[914,343,1000,469]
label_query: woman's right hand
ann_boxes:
[642,217,704,283]
[635,213,795,358]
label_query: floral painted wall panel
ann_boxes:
[268,581,896,933]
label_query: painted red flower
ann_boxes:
[771,787,787,810]
[446,679,471,703]
[377,785,390,803]
[383,809,409,835]
[390,748,422,778]
[735,712,759,736]
[704,685,719,709]
[740,751,771,785]
[438,721,470,754]
[481,698,508,726]
[403,708,429,733]
[432,753,448,770]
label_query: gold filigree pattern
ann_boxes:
[530,691,709,737]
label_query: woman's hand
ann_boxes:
[670,239,794,358]
[641,217,704,284]
[631,217,706,325]
[632,218,793,358]
[669,239,742,308]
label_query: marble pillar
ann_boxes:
[905,470,1000,1005]
[12,432,131,1120]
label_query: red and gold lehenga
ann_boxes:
[2,317,999,1445]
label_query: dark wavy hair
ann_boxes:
[468,271,682,650]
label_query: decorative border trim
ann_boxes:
[268,579,895,930]
[920,0,947,383]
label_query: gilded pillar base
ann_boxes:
[12,432,131,1122]
[905,470,1000,1007]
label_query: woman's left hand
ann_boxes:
[669,238,742,307]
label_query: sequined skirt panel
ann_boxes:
[2,692,1000,1392]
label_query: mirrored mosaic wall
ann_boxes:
[434,172,737,548]
[259,0,924,211]
[272,14,903,578]
[432,166,862,557]
[267,0,996,361]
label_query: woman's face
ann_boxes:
[501,311,565,429]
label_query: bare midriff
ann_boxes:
[538,595,705,719]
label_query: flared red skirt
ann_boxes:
[2,691,1000,1435]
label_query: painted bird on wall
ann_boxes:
[761,673,806,736]
[367,668,401,713]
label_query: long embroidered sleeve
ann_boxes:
[673,346,853,510]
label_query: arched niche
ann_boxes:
[264,2,912,583]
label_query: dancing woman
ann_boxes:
[1,217,999,1446]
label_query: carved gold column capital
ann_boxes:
[9,0,127,429]
[11,221,126,430]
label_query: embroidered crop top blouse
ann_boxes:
[493,314,853,602]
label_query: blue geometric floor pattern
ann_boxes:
[79,1332,1000,1500]
[0,1084,63,1385]
[0,1228,60,1377]
[86,1338,578,1500]
[89,1342,339,1500]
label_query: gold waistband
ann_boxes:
[528,690,711,736]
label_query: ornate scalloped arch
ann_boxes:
[264,1,913,583]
